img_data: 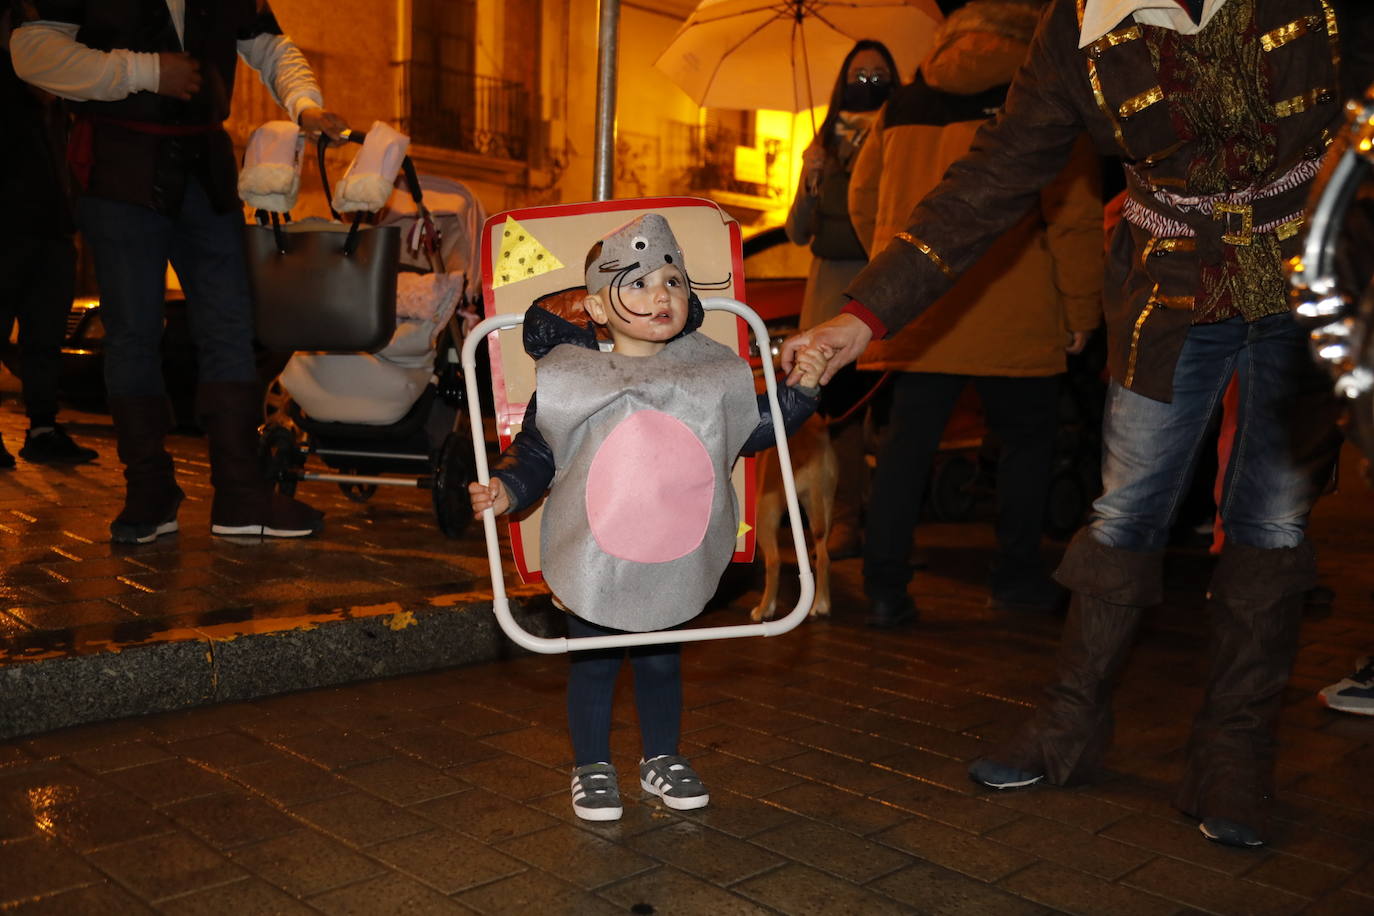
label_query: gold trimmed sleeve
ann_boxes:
[895,232,956,279]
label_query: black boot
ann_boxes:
[970,531,1161,788]
[866,592,917,629]
[108,396,184,543]
[1176,541,1313,848]
[0,434,13,469]
[197,381,322,538]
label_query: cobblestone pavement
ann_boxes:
[2,392,1373,914]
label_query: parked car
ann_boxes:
[52,292,207,429]
[1,239,289,431]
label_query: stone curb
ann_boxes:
[0,595,561,740]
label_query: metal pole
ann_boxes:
[593,0,620,201]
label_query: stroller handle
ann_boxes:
[461,298,816,653]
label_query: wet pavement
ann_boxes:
[2,390,1374,914]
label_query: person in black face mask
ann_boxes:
[784,39,899,562]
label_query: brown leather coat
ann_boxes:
[848,0,1103,378]
[846,0,1374,401]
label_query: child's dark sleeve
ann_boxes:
[738,383,819,457]
[491,391,556,513]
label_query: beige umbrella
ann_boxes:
[655,0,943,116]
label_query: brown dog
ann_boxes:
[750,413,838,622]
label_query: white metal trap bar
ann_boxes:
[462,296,814,653]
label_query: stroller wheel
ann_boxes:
[433,431,474,538]
[259,422,300,497]
[339,482,378,503]
[262,378,292,426]
[929,454,977,523]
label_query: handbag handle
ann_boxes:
[315,131,430,260]
[254,206,361,258]
[317,131,427,218]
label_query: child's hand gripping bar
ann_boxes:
[461,297,816,653]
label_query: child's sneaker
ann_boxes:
[1319,656,1374,715]
[639,755,710,810]
[570,763,623,821]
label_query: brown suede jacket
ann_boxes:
[846,0,1374,402]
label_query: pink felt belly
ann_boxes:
[585,410,715,563]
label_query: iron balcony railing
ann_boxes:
[405,62,530,162]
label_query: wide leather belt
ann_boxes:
[1121,157,1322,262]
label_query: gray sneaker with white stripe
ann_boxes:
[639,754,710,810]
[570,763,623,821]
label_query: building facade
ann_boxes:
[230,0,808,232]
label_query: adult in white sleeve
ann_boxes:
[9,0,344,543]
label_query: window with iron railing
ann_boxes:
[405,62,530,161]
[405,0,536,162]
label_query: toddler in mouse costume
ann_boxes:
[470,212,830,820]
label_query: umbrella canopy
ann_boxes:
[655,0,943,113]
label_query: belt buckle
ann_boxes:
[1213,201,1253,246]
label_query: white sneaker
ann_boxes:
[1319,656,1374,715]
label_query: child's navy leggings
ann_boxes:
[566,615,682,766]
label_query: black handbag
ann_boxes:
[243,136,403,352]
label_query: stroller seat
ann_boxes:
[279,271,459,427]
[288,383,436,447]
[254,143,486,535]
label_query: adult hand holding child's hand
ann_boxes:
[782,312,873,386]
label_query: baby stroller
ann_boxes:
[254,130,487,536]
[462,197,815,653]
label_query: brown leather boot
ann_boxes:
[108,396,184,544]
[1175,541,1313,848]
[969,531,1161,788]
[197,381,323,538]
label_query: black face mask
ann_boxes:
[841,80,891,112]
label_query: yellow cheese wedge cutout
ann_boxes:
[493,217,564,288]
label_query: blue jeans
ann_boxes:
[1089,313,1340,552]
[78,178,257,398]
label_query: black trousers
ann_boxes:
[566,615,683,767]
[0,234,74,427]
[863,372,1061,596]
